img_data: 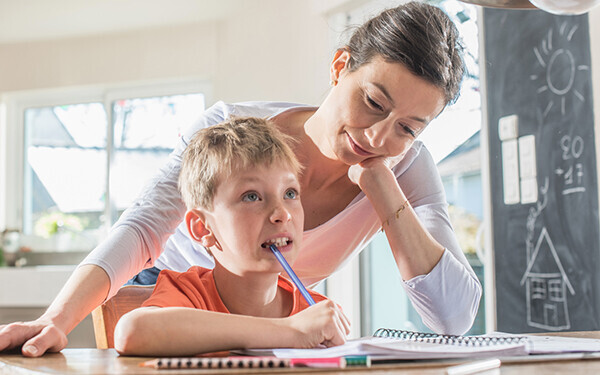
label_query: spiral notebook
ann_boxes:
[240,328,530,360]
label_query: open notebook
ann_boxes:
[239,328,530,359]
[240,328,600,360]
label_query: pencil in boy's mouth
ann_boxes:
[261,237,292,248]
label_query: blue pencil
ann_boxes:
[269,244,316,306]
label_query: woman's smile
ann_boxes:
[346,132,374,157]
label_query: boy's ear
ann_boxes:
[330,49,350,85]
[185,209,216,248]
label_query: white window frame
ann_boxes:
[1,78,212,238]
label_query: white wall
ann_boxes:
[0,1,332,105]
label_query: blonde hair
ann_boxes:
[179,116,301,210]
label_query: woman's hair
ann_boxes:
[344,1,465,105]
[179,116,301,210]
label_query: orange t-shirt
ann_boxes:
[142,266,328,315]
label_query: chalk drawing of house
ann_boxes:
[520,227,574,330]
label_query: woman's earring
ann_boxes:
[329,79,337,87]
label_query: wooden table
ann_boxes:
[1,331,600,374]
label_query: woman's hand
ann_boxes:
[348,153,405,187]
[0,318,68,357]
[284,300,350,348]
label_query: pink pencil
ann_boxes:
[289,357,346,368]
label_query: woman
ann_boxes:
[0,2,480,357]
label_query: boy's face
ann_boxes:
[200,161,304,275]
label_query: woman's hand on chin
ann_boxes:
[347,153,405,187]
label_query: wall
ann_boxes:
[0,1,331,105]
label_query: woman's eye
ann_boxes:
[401,124,416,138]
[366,95,384,111]
[242,192,260,202]
[284,189,298,200]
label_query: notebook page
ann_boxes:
[525,335,600,354]
[242,336,529,359]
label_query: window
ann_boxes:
[548,279,564,301]
[24,103,108,242]
[532,278,547,299]
[5,82,208,252]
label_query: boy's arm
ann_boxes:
[114,300,350,357]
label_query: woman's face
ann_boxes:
[314,51,447,165]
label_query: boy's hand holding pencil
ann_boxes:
[285,300,351,348]
[269,244,350,348]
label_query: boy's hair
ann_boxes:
[179,116,301,210]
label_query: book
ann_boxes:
[238,328,531,360]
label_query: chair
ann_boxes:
[91,284,155,349]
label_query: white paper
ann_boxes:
[243,336,529,360]
[518,134,537,179]
[525,334,600,354]
[498,115,519,141]
[502,139,520,205]
[520,177,538,204]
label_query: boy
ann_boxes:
[114,117,350,356]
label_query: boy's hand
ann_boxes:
[0,319,68,357]
[285,300,351,348]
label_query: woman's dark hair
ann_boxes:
[345,1,465,105]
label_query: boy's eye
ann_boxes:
[366,95,384,111]
[242,192,260,202]
[284,189,298,200]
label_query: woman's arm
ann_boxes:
[353,160,445,278]
[114,301,350,356]
[0,265,109,356]
[349,148,481,335]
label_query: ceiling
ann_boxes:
[0,0,251,44]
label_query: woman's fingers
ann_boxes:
[22,325,68,357]
[0,321,68,357]
[0,322,35,352]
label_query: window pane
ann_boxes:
[24,104,108,249]
[111,93,205,216]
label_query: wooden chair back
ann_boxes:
[91,284,155,349]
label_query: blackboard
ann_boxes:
[484,8,599,332]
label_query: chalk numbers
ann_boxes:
[556,135,585,195]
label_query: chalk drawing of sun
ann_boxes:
[530,22,589,118]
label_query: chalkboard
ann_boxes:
[484,9,599,333]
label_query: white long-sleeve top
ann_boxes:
[81,101,481,335]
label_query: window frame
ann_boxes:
[1,79,211,240]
